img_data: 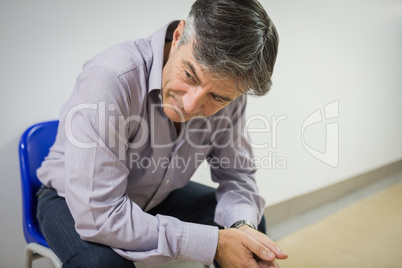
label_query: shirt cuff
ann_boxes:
[178,222,219,265]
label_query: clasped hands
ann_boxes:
[215,225,288,268]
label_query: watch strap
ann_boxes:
[230,220,256,230]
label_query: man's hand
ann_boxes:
[215,226,288,268]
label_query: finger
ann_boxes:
[243,236,277,262]
[251,231,288,260]
[271,243,289,258]
[269,260,280,268]
[270,243,288,260]
[256,259,280,268]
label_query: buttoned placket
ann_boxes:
[144,92,209,210]
[144,91,188,210]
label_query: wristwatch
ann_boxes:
[230,220,256,230]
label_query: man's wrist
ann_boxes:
[230,220,256,230]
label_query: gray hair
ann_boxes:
[177,0,279,96]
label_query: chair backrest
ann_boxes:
[19,120,59,246]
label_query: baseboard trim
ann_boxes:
[265,159,402,240]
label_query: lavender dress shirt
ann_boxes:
[37,21,265,265]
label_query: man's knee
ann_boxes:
[61,242,136,268]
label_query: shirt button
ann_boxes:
[165,179,170,185]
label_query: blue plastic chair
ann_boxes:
[19,120,62,268]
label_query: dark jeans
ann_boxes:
[37,181,266,267]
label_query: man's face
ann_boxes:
[161,21,242,123]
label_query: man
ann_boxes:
[36,0,288,267]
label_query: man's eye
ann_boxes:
[185,71,195,82]
[211,93,224,103]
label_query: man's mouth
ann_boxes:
[170,94,189,116]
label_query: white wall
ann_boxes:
[249,0,402,203]
[1,0,401,267]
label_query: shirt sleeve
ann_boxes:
[62,66,218,265]
[208,95,266,229]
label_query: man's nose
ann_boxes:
[182,88,205,116]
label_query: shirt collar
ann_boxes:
[147,20,180,93]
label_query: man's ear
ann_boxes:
[172,20,186,48]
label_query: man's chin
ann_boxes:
[163,106,189,122]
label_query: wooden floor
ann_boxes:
[276,181,402,268]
